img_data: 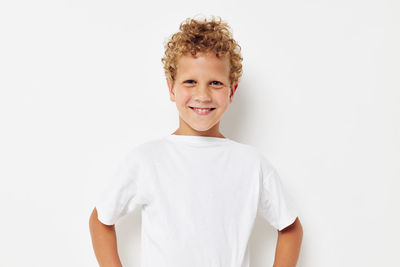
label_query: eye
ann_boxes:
[184,80,196,84]
[211,81,223,86]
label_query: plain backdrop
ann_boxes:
[0,0,399,266]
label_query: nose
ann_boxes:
[193,83,212,103]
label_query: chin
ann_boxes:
[189,122,219,132]
[179,113,220,132]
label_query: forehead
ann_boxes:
[175,52,230,78]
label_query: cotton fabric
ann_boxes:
[95,134,298,267]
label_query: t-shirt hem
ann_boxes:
[277,214,298,231]
[96,207,118,226]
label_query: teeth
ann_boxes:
[191,107,213,114]
[191,107,213,109]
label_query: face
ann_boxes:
[167,52,238,137]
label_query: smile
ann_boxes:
[189,106,215,115]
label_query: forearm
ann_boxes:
[273,217,303,267]
[89,208,123,267]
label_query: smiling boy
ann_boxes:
[167,51,234,138]
[89,16,303,267]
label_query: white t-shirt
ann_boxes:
[95,134,298,267]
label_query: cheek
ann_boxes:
[175,88,191,104]
[215,91,230,105]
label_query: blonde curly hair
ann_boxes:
[161,16,243,87]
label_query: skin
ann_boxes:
[167,51,238,138]
[89,51,303,267]
[274,217,303,267]
[89,208,122,267]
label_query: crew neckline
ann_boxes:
[164,133,230,146]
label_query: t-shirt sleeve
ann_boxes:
[95,148,145,225]
[257,153,299,231]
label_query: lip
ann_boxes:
[189,106,215,116]
[189,106,215,109]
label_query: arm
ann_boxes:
[89,208,123,267]
[273,217,303,267]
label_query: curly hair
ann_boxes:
[161,15,243,87]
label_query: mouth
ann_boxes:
[189,106,216,115]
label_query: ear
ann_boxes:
[167,78,176,102]
[229,83,238,103]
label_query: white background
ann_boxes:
[0,0,399,266]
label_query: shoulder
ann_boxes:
[229,139,276,174]
[122,136,169,163]
[131,137,165,152]
[227,139,266,163]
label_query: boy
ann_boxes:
[89,16,303,267]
